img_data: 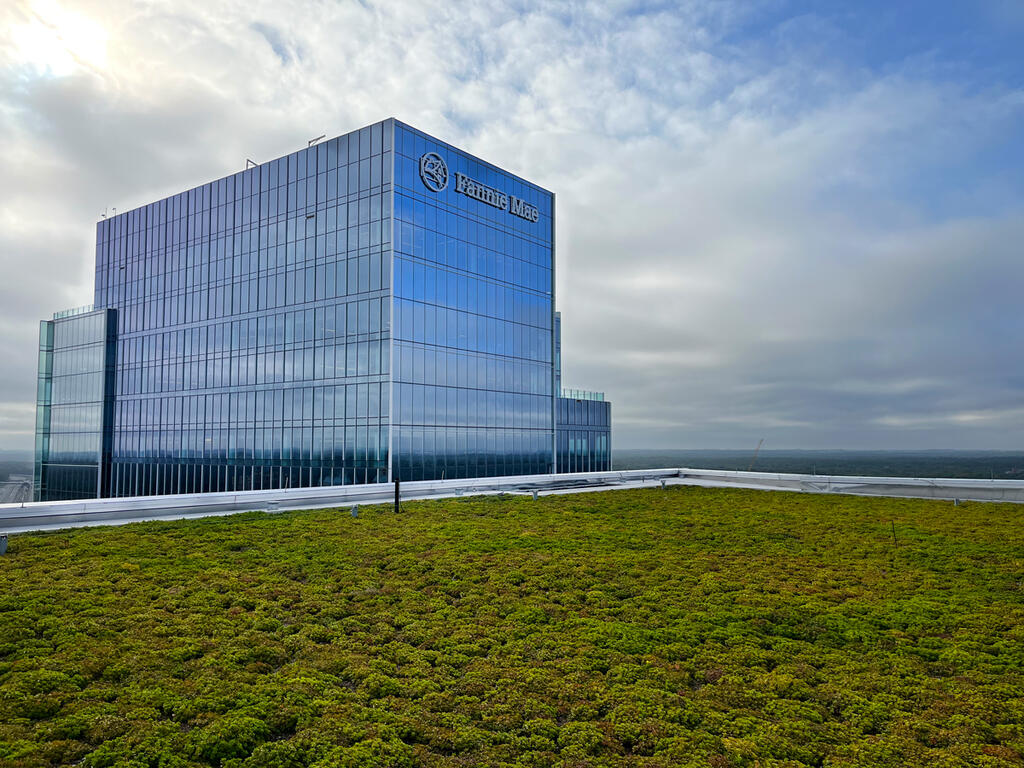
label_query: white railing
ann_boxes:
[53,305,96,319]
[2,468,1021,535]
[561,389,605,401]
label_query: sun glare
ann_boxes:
[11,0,108,77]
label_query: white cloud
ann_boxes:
[876,407,1024,429]
[0,0,1022,451]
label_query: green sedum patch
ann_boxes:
[0,486,1022,767]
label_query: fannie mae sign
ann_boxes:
[419,152,540,223]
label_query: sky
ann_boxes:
[1,0,1023,452]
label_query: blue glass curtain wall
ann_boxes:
[33,320,53,500]
[93,121,393,497]
[34,309,117,500]
[390,122,556,481]
[556,397,612,473]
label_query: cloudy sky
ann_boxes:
[2,0,1023,451]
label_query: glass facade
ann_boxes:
[34,308,117,500]
[556,396,612,473]
[391,123,555,480]
[92,120,393,497]
[34,119,610,500]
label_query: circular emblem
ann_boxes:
[419,152,448,192]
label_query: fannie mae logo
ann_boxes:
[419,151,540,223]
[419,152,448,192]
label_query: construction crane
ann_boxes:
[747,438,765,471]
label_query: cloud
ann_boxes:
[250,22,296,66]
[0,0,1022,451]
[875,406,1024,429]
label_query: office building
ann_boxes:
[34,119,611,500]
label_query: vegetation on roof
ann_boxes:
[1,486,1022,767]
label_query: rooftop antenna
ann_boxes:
[245,159,257,169]
[747,438,764,472]
[308,134,325,147]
